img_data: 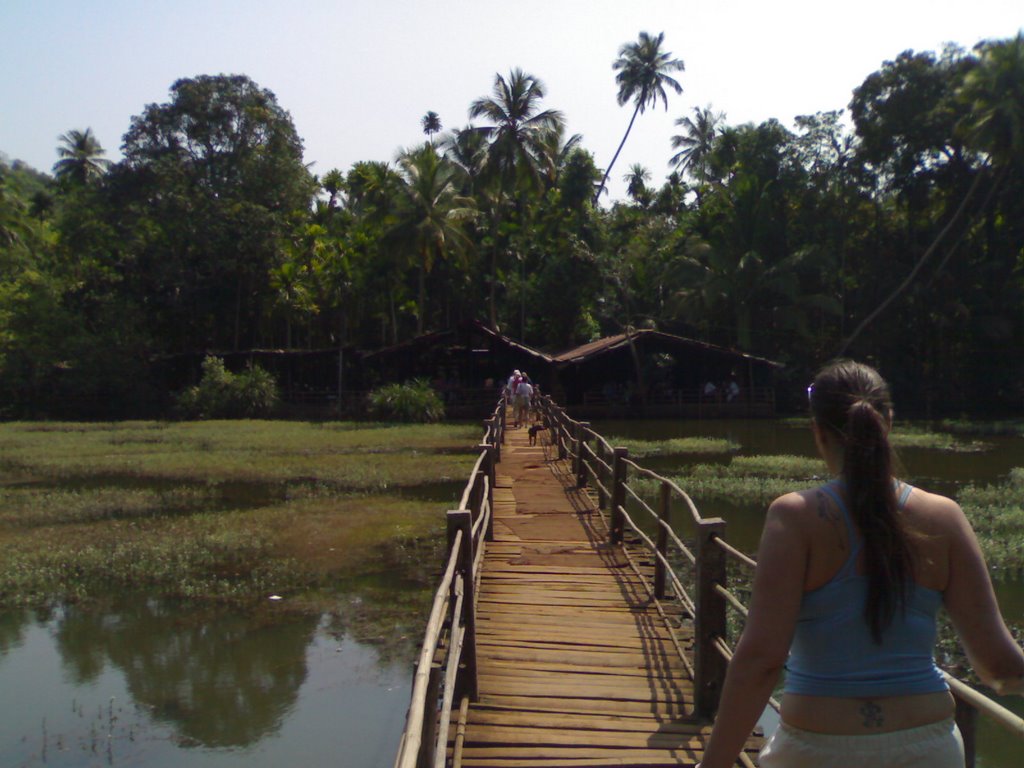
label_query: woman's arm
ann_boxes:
[698,493,808,768]
[942,498,1024,695]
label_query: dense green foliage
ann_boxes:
[2,34,1023,417]
[175,355,279,419]
[366,379,446,423]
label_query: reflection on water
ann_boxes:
[0,600,411,767]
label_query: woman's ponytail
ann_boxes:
[809,360,912,643]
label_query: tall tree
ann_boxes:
[53,128,110,186]
[469,69,564,328]
[394,144,475,335]
[595,31,685,203]
[469,69,565,192]
[623,163,652,206]
[421,111,442,146]
[670,105,724,199]
[117,74,315,353]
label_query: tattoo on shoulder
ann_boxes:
[859,700,884,728]
[815,491,835,522]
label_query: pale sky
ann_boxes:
[1,1,1020,202]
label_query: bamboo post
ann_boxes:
[483,443,495,541]
[694,517,728,718]
[447,510,478,699]
[596,442,608,512]
[575,422,591,488]
[654,480,671,599]
[954,691,978,768]
[499,399,506,443]
[610,447,627,544]
[416,663,443,768]
[487,416,501,463]
[556,407,567,460]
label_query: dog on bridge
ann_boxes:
[527,417,548,446]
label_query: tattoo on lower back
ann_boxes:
[860,700,884,728]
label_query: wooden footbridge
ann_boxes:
[394,396,1024,768]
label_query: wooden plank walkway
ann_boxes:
[451,419,763,767]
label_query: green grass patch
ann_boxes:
[0,420,478,610]
[605,436,740,458]
[655,454,828,506]
[957,468,1024,571]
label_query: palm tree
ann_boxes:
[469,68,564,327]
[395,145,476,335]
[53,128,110,185]
[670,105,725,192]
[535,124,584,190]
[595,31,685,203]
[623,163,652,205]
[421,111,442,146]
[469,68,565,193]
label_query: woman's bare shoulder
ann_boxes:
[903,484,967,531]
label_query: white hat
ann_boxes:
[514,369,521,376]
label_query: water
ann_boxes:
[2,419,1021,767]
[0,601,409,767]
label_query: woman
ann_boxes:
[698,360,1024,768]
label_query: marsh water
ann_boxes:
[1,419,1022,767]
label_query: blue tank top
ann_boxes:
[784,481,949,697]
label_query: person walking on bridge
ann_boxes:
[698,359,1024,768]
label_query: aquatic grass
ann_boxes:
[0,420,480,609]
[0,420,480,488]
[889,426,991,453]
[630,454,828,508]
[605,436,739,458]
[775,419,991,452]
[938,419,1024,437]
[957,469,1024,571]
[0,486,217,527]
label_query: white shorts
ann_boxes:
[759,718,963,768]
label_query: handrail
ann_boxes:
[394,398,502,768]
[398,393,1018,767]
[530,393,1020,766]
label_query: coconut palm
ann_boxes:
[421,111,442,146]
[535,125,584,190]
[469,69,564,328]
[595,32,685,203]
[394,145,476,335]
[469,68,565,193]
[623,163,652,205]
[53,128,110,186]
[670,105,725,188]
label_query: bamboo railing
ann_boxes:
[393,398,504,768]
[395,393,1022,768]
[536,394,1024,768]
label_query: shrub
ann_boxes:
[176,356,279,419]
[366,379,444,423]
